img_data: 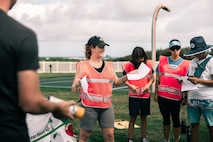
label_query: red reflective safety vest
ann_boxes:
[157,56,190,101]
[78,61,115,108]
[123,60,153,98]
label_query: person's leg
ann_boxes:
[79,106,98,142]
[141,115,147,138]
[207,125,213,142]
[128,98,140,141]
[128,116,137,139]
[163,124,170,141]
[191,123,199,142]
[201,99,213,142]
[187,99,201,142]
[101,128,114,142]
[99,105,115,142]
[170,100,181,142]
[159,97,170,141]
[173,127,181,142]
[140,98,150,140]
[79,129,92,142]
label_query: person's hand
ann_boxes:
[52,100,76,120]
[142,85,149,93]
[181,97,187,106]
[187,77,201,84]
[129,86,138,94]
[177,79,183,84]
[74,79,81,88]
[72,79,81,93]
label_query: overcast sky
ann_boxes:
[8,0,213,58]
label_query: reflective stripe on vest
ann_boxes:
[158,85,182,94]
[87,78,113,83]
[159,72,182,79]
[80,93,112,103]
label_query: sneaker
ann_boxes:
[141,137,150,142]
[128,138,134,142]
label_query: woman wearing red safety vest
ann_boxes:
[71,35,131,142]
[123,47,155,142]
[154,39,189,142]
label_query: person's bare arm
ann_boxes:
[143,74,155,92]
[114,69,138,86]
[71,63,81,93]
[113,74,128,86]
[188,74,213,86]
[18,70,76,120]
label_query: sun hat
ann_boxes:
[169,40,181,48]
[86,35,109,47]
[184,36,213,57]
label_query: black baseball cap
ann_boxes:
[86,35,109,47]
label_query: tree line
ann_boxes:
[39,47,213,62]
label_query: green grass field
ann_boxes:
[39,73,209,142]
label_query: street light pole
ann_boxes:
[151,4,170,93]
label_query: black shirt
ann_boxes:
[0,10,39,141]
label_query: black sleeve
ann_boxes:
[17,30,39,71]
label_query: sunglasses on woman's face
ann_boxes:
[170,46,181,51]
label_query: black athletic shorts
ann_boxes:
[129,97,150,116]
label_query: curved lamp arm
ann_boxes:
[151,4,170,93]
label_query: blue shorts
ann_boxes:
[80,104,114,130]
[187,99,213,126]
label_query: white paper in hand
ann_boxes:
[81,76,88,93]
[80,76,93,100]
[127,62,151,80]
[179,76,198,92]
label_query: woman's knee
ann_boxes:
[102,128,114,141]
[79,129,91,142]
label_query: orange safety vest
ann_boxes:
[157,56,190,101]
[78,61,115,108]
[123,60,153,98]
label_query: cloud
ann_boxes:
[7,0,213,57]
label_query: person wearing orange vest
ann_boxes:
[123,47,154,142]
[71,35,131,142]
[154,39,189,142]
